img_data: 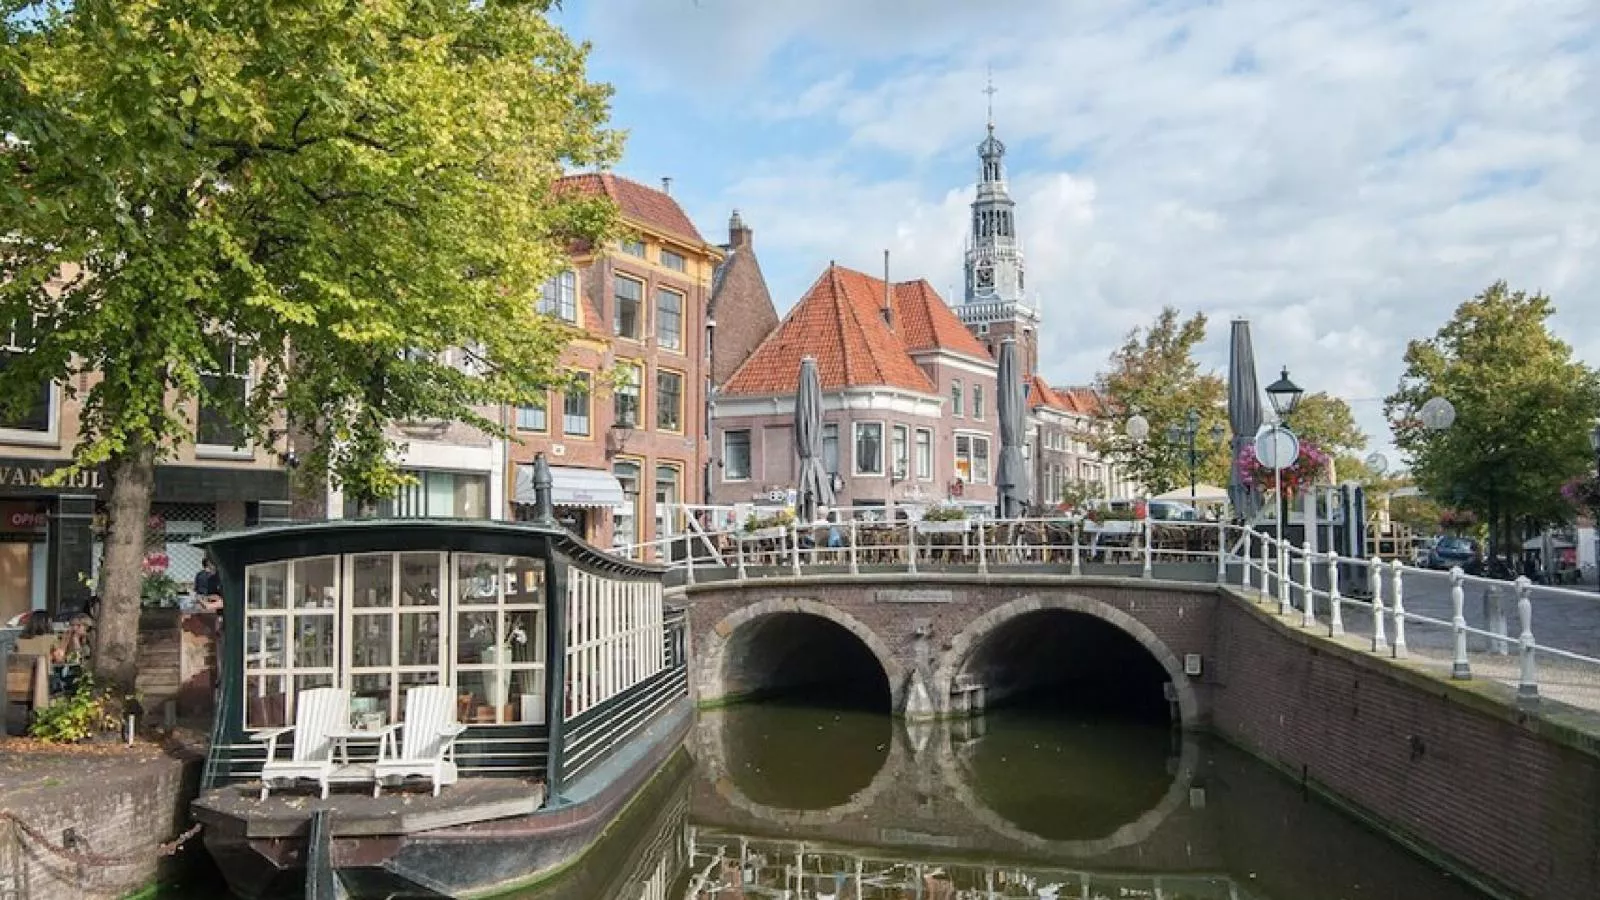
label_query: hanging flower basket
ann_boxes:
[1560,475,1600,514]
[1439,508,1478,531]
[1237,439,1329,498]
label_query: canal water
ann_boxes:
[167,705,1491,899]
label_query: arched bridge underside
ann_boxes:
[684,576,1213,724]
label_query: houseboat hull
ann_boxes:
[194,699,693,899]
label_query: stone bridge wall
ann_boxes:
[678,576,1222,724]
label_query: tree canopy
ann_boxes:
[1,0,620,687]
[1282,391,1368,483]
[1385,282,1600,556]
[1091,307,1228,494]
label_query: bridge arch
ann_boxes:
[931,591,1200,727]
[695,597,905,713]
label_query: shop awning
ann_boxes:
[513,464,626,510]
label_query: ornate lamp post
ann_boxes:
[1264,366,1305,524]
[1166,409,1227,506]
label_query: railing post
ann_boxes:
[1070,523,1082,576]
[1515,576,1538,705]
[790,522,802,577]
[1327,549,1343,636]
[906,520,918,575]
[1369,557,1388,653]
[735,533,747,581]
[847,519,859,576]
[1485,585,1509,655]
[1277,539,1291,617]
[1239,529,1251,589]
[1141,508,1153,579]
[1300,545,1315,628]
[1215,519,1226,583]
[685,540,697,585]
[976,520,989,575]
[1449,566,1470,680]
[1389,559,1407,659]
[1259,534,1270,598]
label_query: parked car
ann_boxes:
[1427,537,1482,574]
[1412,537,1438,567]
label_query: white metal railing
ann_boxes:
[647,508,1600,710]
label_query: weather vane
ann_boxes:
[984,65,997,126]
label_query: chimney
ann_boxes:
[881,249,894,330]
[660,176,672,196]
[728,209,752,250]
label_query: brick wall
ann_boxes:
[0,754,201,900]
[1211,590,1600,900]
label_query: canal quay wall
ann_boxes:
[678,576,1600,900]
[1212,589,1600,900]
[0,746,203,900]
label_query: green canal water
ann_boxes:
[165,705,1491,899]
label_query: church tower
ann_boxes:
[958,80,1041,377]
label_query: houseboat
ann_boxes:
[190,458,692,899]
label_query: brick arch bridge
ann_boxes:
[680,575,1217,722]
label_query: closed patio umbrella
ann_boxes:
[1227,319,1264,521]
[996,338,1028,518]
[794,356,834,522]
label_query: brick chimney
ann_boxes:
[728,209,752,250]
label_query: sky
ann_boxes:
[552,0,1600,465]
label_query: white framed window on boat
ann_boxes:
[243,557,340,729]
[565,570,664,717]
[454,554,547,726]
[344,552,446,727]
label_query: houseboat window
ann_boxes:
[243,557,340,729]
[346,552,445,725]
[454,554,547,725]
[566,569,664,717]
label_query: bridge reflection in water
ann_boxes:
[505,707,1487,900]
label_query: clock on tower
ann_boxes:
[975,264,995,291]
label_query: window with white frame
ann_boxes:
[854,422,884,475]
[613,363,643,428]
[0,317,52,434]
[822,424,839,475]
[973,385,985,420]
[198,338,249,450]
[516,397,548,432]
[538,270,578,323]
[656,370,683,432]
[242,558,339,729]
[453,554,547,725]
[655,288,683,351]
[950,380,964,417]
[346,552,445,725]
[614,276,644,339]
[563,372,591,436]
[914,428,933,480]
[891,425,909,479]
[565,569,664,717]
[723,430,751,480]
[955,434,991,484]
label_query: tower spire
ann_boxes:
[984,66,997,130]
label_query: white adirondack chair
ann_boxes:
[252,686,350,801]
[373,685,466,797]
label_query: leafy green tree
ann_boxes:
[1385,282,1600,559]
[0,0,618,689]
[1057,477,1104,512]
[1282,392,1367,483]
[1091,308,1228,494]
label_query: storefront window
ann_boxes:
[387,470,489,519]
[655,465,680,557]
[613,461,640,555]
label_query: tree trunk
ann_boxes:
[92,440,158,694]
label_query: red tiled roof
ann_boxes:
[1027,374,1073,412]
[555,173,706,245]
[1055,386,1108,416]
[892,280,992,359]
[721,264,940,396]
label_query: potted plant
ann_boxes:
[742,508,795,539]
[139,551,181,609]
[1236,440,1329,499]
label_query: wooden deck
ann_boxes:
[193,777,546,839]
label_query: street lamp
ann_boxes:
[1265,367,1305,420]
[1125,414,1150,443]
[1590,423,1600,593]
[1262,367,1304,527]
[1166,409,1226,506]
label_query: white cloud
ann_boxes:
[576,0,1600,458]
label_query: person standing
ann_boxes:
[194,556,224,613]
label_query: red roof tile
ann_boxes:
[1027,374,1073,412]
[891,280,993,359]
[555,173,706,245]
[721,264,940,396]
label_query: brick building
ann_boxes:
[505,174,723,554]
[710,260,998,521]
[708,210,779,390]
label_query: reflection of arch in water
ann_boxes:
[696,598,902,712]
[938,726,1200,857]
[690,707,909,830]
[931,592,1200,726]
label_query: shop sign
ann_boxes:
[0,460,105,493]
[0,501,48,531]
